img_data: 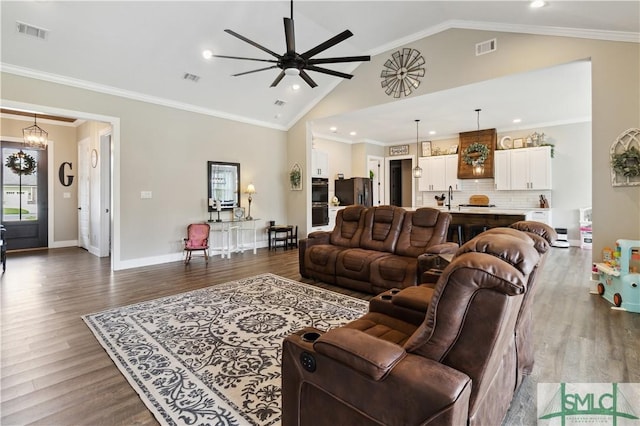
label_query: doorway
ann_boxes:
[1,141,48,249]
[389,158,412,207]
[367,156,385,206]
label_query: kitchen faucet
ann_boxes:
[446,185,453,210]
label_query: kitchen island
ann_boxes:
[434,206,551,244]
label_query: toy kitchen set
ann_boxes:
[592,239,640,313]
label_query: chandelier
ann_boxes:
[22,114,48,150]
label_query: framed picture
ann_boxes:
[289,163,302,191]
[513,138,524,149]
[421,141,432,157]
[233,207,245,220]
[389,145,409,156]
[448,145,459,154]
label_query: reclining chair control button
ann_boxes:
[300,352,316,372]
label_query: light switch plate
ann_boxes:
[141,191,152,199]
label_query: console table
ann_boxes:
[209,218,260,258]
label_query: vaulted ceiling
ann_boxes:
[1,1,638,141]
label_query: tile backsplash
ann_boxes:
[417,179,552,209]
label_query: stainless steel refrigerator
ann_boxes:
[334,177,372,207]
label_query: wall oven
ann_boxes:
[311,178,329,226]
[312,204,329,227]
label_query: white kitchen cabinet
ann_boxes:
[418,154,460,192]
[311,150,329,178]
[510,146,551,190]
[493,150,511,190]
[495,146,551,190]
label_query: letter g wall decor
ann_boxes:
[59,162,74,187]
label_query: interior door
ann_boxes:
[1,141,48,249]
[78,138,90,250]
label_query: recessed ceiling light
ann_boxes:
[202,50,213,59]
[292,84,301,91]
[330,126,337,132]
[530,0,546,8]
[429,130,436,135]
[349,131,357,136]
[513,118,522,123]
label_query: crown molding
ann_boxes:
[370,19,639,56]
[0,63,288,132]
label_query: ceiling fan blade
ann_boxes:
[233,66,279,77]
[305,65,353,80]
[223,29,280,58]
[270,70,286,87]
[214,55,279,64]
[301,30,353,59]
[299,70,318,88]
[308,55,371,65]
[284,17,295,54]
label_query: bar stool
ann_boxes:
[448,224,465,245]
[468,225,490,240]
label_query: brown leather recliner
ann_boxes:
[283,230,541,426]
[299,205,367,284]
[370,221,557,391]
[334,205,406,293]
[368,208,456,294]
[300,205,457,293]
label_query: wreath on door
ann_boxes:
[462,142,489,165]
[5,151,37,176]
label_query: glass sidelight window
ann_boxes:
[2,146,41,222]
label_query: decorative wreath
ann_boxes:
[5,151,37,176]
[462,142,490,165]
[611,146,640,177]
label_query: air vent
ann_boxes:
[274,100,286,107]
[183,73,200,82]
[475,38,497,56]
[16,21,48,40]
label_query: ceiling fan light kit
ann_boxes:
[214,0,370,88]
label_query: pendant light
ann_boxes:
[472,109,484,177]
[22,113,48,150]
[412,119,422,178]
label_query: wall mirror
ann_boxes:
[208,161,240,211]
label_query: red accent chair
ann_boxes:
[183,223,210,265]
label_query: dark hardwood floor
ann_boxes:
[1,246,638,425]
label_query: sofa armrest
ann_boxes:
[307,230,331,243]
[391,285,435,312]
[425,242,459,254]
[282,330,472,426]
[298,232,331,277]
[314,328,406,380]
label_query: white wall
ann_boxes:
[1,74,288,269]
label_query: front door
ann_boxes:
[1,141,48,249]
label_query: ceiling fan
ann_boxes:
[214,0,370,88]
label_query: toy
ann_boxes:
[592,239,640,313]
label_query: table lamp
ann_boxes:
[245,184,256,220]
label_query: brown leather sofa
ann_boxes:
[369,221,557,391]
[283,228,542,425]
[299,205,458,294]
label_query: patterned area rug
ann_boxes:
[83,273,368,426]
